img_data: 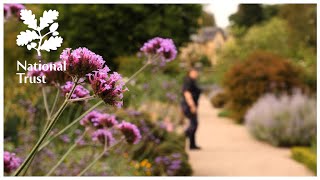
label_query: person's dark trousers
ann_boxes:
[181,103,198,148]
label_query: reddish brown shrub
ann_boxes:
[223,51,307,123]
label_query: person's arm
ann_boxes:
[184,91,197,114]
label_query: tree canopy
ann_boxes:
[41,4,203,69]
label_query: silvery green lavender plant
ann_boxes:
[245,91,316,146]
[10,37,177,176]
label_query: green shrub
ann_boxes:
[210,92,228,108]
[223,51,307,123]
[292,147,317,174]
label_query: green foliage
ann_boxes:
[279,4,316,49]
[215,17,316,89]
[200,10,216,27]
[199,55,211,67]
[119,57,184,109]
[229,4,264,30]
[223,51,307,122]
[292,147,317,174]
[41,4,202,70]
[210,92,228,108]
[229,4,279,37]
[217,109,232,118]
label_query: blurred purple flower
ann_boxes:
[140,37,177,64]
[80,110,102,128]
[118,121,141,144]
[61,81,90,99]
[92,129,115,146]
[98,114,118,128]
[126,109,141,117]
[4,4,25,20]
[9,4,25,17]
[4,151,21,173]
[59,134,71,143]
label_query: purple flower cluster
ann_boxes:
[140,37,177,64]
[4,151,22,173]
[61,81,90,99]
[139,119,160,144]
[118,121,141,144]
[4,4,25,20]
[80,111,141,146]
[154,153,182,175]
[88,67,127,108]
[80,110,103,129]
[80,111,117,146]
[92,129,115,146]
[60,47,105,78]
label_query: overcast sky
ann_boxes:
[204,2,240,28]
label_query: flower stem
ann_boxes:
[77,138,124,176]
[14,78,79,176]
[42,86,50,119]
[68,95,95,102]
[50,88,60,117]
[125,61,150,84]
[38,100,103,151]
[46,131,86,176]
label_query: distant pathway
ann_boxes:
[187,95,314,176]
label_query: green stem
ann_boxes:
[77,149,106,176]
[68,95,95,102]
[42,87,50,118]
[14,78,79,176]
[50,88,60,117]
[125,61,150,84]
[38,101,103,151]
[77,138,124,176]
[46,131,86,176]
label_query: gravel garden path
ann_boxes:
[187,95,314,176]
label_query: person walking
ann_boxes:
[181,68,202,150]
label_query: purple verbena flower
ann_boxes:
[4,151,21,173]
[140,37,177,64]
[92,129,115,146]
[98,114,118,128]
[88,67,127,108]
[61,81,90,99]
[60,47,105,78]
[4,4,25,20]
[80,110,102,128]
[59,134,70,143]
[155,156,162,164]
[118,121,141,144]
[9,4,25,17]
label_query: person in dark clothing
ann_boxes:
[181,68,202,150]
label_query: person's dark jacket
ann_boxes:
[181,76,202,108]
